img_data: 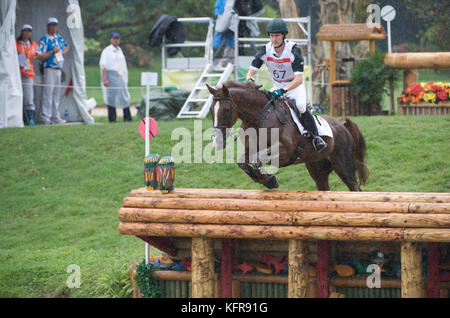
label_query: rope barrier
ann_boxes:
[18,82,164,90]
[14,80,331,90]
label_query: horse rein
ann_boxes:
[212,95,279,128]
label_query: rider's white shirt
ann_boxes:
[250,40,307,113]
[251,40,304,88]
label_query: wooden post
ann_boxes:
[329,41,336,116]
[403,69,418,91]
[221,239,234,298]
[427,243,440,298]
[214,274,221,298]
[369,40,375,56]
[401,242,423,298]
[308,277,317,298]
[317,241,330,298]
[231,279,241,298]
[192,237,215,298]
[288,239,309,298]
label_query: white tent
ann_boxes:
[0,0,94,128]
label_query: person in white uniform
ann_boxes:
[245,18,326,152]
[99,32,132,123]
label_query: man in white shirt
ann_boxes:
[99,32,132,122]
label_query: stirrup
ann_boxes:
[312,136,327,152]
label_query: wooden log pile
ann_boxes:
[120,188,450,242]
[119,188,450,298]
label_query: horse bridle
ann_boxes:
[212,96,241,129]
[212,95,277,129]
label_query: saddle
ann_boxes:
[278,97,307,128]
[259,91,309,129]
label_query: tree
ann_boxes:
[277,0,303,39]
[79,0,215,66]
[401,0,450,51]
[311,0,371,110]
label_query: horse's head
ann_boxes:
[206,83,238,150]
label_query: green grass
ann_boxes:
[0,115,449,297]
[85,59,162,107]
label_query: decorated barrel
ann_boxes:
[144,154,160,190]
[156,156,175,193]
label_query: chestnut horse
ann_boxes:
[206,81,368,191]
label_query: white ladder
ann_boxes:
[176,63,233,119]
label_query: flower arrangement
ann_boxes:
[400,82,450,105]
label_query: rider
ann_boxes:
[245,18,327,152]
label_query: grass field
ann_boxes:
[0,114,449,297]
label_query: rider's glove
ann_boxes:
[247,77,255,83]
[271,88,286,99]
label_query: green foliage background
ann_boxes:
[350,51,398,112]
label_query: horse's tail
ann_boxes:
[341,118,369,185]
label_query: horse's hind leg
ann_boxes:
[330,148,361,191]
[305,160,333,191]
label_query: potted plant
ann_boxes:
[399,81,450,115]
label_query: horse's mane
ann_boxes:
[222,80,260,91]
[222,80,270,98]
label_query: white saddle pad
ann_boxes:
[288,108,333,138]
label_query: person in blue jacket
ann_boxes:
[214,0,235,67]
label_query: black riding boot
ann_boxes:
[301,107,327,152]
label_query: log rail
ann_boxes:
[119,188,450,298]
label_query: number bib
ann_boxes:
[264,41,297,85]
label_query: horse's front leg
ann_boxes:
[252,160,279,189]
[237,152,279,189]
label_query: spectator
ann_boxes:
[16,24,38,126]
[214,0,235,67]
[99,32,132,122]
[36,17,70,125]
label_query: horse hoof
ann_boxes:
[265,176,279,189]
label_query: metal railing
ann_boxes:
[161,16,312,75]
[233,16,312,80]
[161,17,214,71]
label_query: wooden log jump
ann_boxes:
[119,188,450,298]
[384,52,450,70]
[385,52,450,117]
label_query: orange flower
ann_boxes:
[400,93,410,104]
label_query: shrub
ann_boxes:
[350,51,398,114]
[135,259,162,298]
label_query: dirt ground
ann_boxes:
[90,105,138,117]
